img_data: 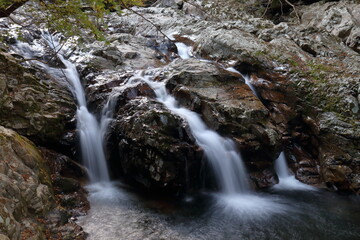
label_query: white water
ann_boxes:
[14,32,110,183]
[174,42,193,59]
[173,42,316,197]
[275,152,291,178]
[274,152,316,191]
[226,67,260,98]
[170,43,255,193]
[174,41,259,99]
[128,71,249,194]
[43,33,110,183]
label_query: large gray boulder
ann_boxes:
[0,51,76,149]
[0,126,53,239]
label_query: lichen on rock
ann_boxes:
[0,51,76,150]
[0,126,53,239]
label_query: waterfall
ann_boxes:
[226,64,315,191]
[14,32,111,183]
[226,67,259,98]
[45,34,110,183]
[168,41,250,193]
[174,42,193,59]
[129,72,250,194]
[274,152,290,178]
[273,152,316,190]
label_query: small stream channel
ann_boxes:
[77,43,360,240]
[11,30,360,240]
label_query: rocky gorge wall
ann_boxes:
[0,34,87,239]
[76,0,359,193]
[0,0,360,238]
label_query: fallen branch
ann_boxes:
[261,0,272,18]
[283,0,300,23]
[6,14,34,27]
[45,34,68,63]
[183,0,221,21]
[0,0,28,18]
[119,0,173,41]
[262,0,300,23]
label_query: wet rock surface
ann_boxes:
[82,57,282,191]
[0,126,87,240]
[58,0,359,193]
[164,60,281,187]
[111,97,203,192]
[0,126,52,239]
[0,2,360,238]
[41,149,89,240]
[0,50,76,150]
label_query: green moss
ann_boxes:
[306,61,332,82]
[288,58,299,67]
[276,56,346,116]
[14,133,53,188]
[254,49,269,57]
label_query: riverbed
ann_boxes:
[78,182,360,240]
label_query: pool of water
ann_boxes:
[78,182,360,240]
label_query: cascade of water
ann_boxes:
[172,46,259,98]
[46,34,111,183]
[225,63,314,191]
[129,72,250,194]
[225,67,259,98]
[174,42,193,59]
[222,61,314,191]
[273,151,316,190]
[274,152,290,178]
[14,32,111,183]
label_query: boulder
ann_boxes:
[53,177,81,193]
[0,0,354,194]
[164,59,282,187]
[110,96,203,192]
[0,51,76,150]
[316,113,360,192]
[165,60,281,155]
[152,0,184,9]
[86,59,282,191]
[0,126,53,239]
[300,1,360,53]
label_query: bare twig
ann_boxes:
[7,14,35,28]
[46,33,73,86]
[7,15,23,26]
[262,0,300,23]
[119,0,173,41]
[262,0,272,18]
[0,0,28,18]
[283,0,300,23]
[45,33,70,63]
[186,0,222,21]
[182,0,215,20]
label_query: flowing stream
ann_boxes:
[225,67,260,99]
[78,41,360,240]
[273,152,316,190]
[128,71,250,194]
[14,32,111,183]
[275,152,291,178]
[78,180,360,240]
[12,33,360,240]
[62,58,110,183]
[43,33,111,183]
